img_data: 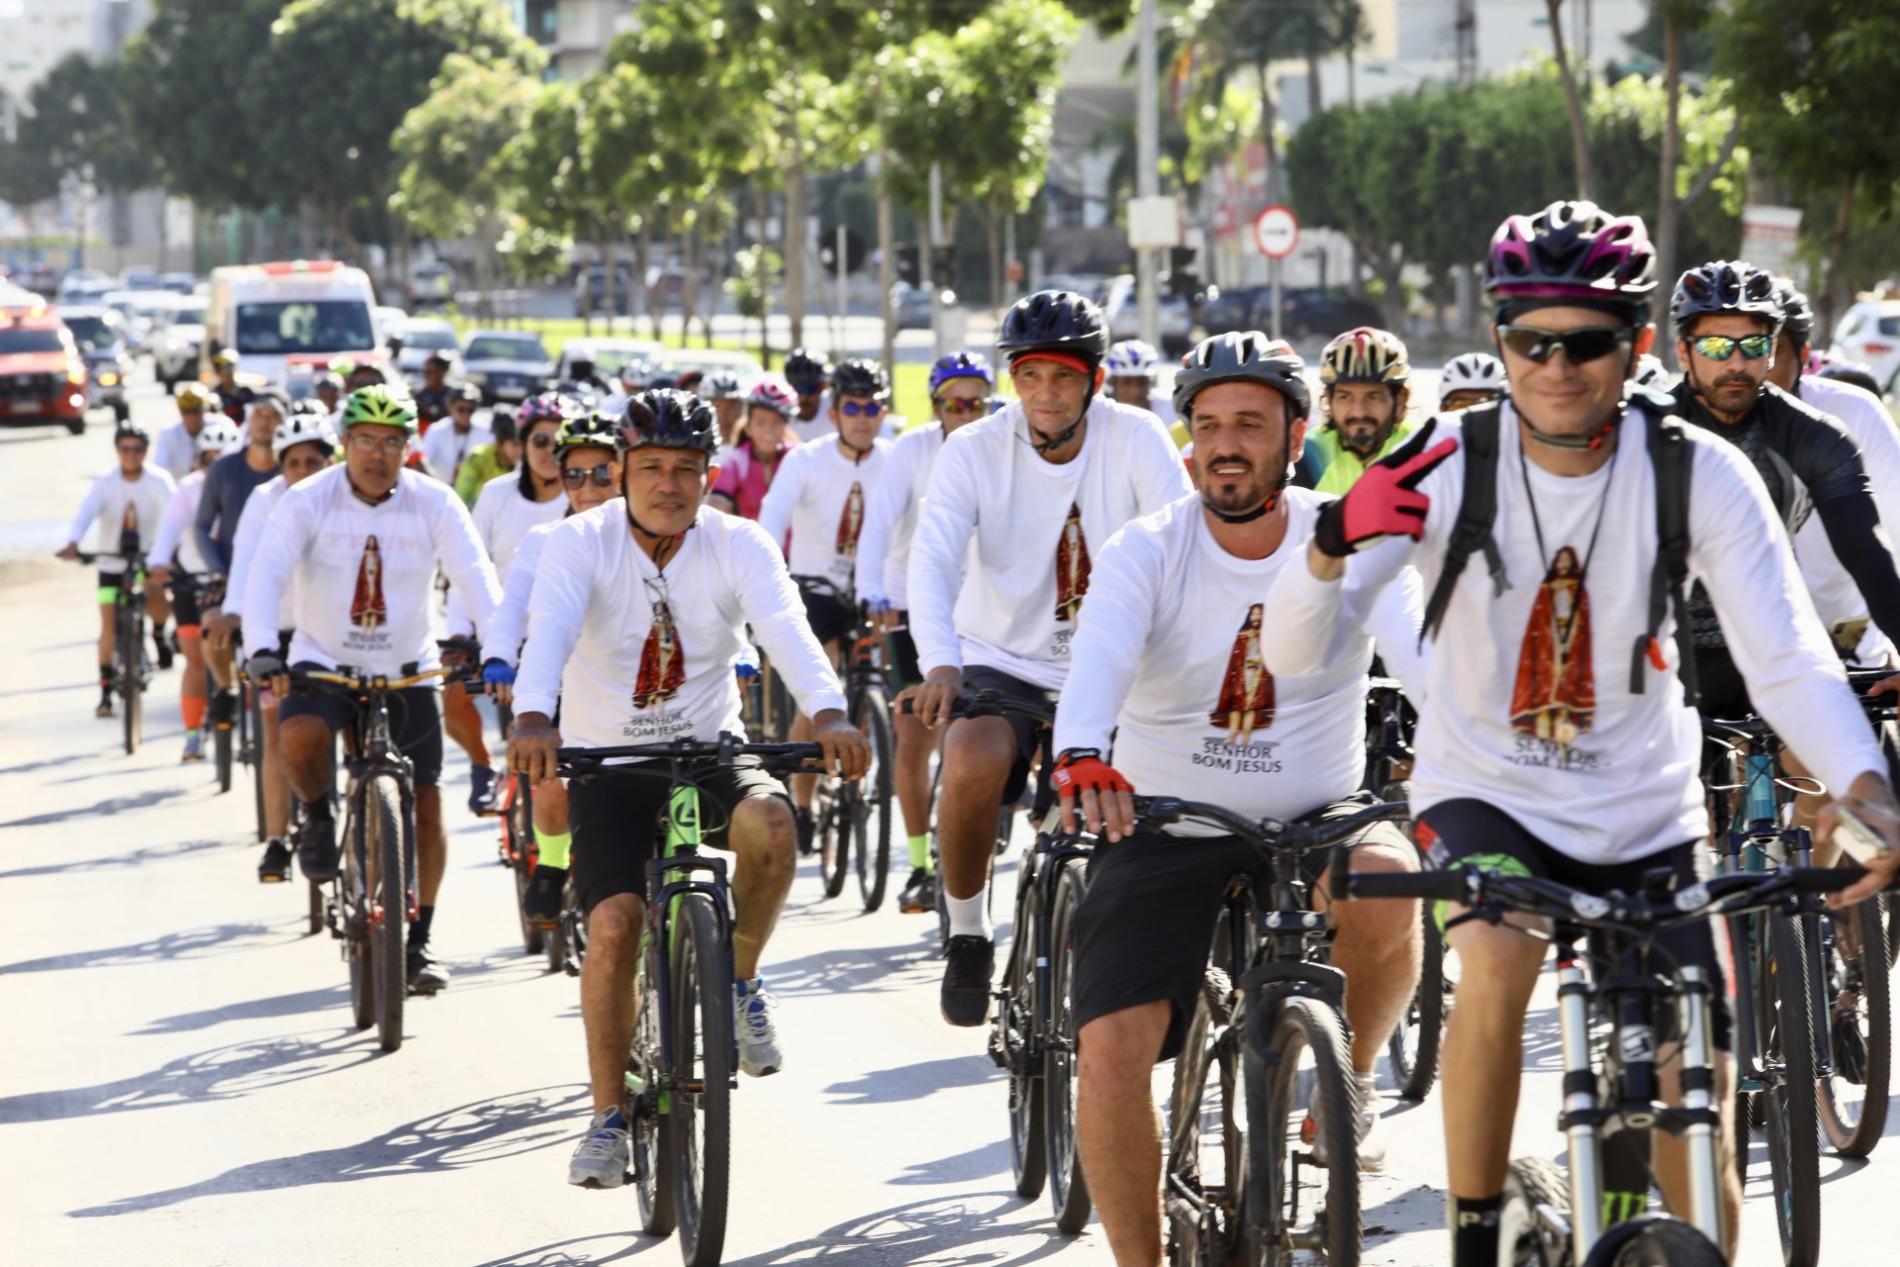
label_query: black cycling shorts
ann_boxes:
[887,619,922,693]
[798,585,855,648]
[1071,796,1413,1063]
[1420,797,1730,1051]
[959,665,1057,806]
[170,575,203,628]
[568,758,791,915]
[277,665,444,789]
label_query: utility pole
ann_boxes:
[1136,0,1160,348]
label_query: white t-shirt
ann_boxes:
[1264,402,1887,864]
[241,464,501,674]
[488,518,557,666]
[148,469,208,575]
[854,423,945,610]
[1791,374,1900,665]
[514,502,846,748]
[422,418,493,487]
[230,474,295,632]
[446,473,568,637]
[906,396,1193,690]
[756,436,890,591]
[67,466,176,575]
[787,391,833,444]
[151,419,204,482]
[1054,490,1424,830]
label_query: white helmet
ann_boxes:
[1105,338,1160,379]
[1631,352,1673,390]
[194,417,241,457]
[272,411,337,459]
[1438,351,1505,406]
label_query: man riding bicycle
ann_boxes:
[1307,326,1421,494]
[148,416,242,762]
[782,347,832,443]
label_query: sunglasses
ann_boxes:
[839,400,885,418]
[562,462,616,489]
[528,432,557,449]
[935,396,991,417]
[1496,324,1635,366]
[1689,333,1774,362]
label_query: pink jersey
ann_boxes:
[713,438,796,523]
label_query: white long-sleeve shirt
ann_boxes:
[756,436,890,592]
[241,464,501,673]
[1263,402,1887,865]
[151,419,204,481]
[487,518,556,667]
[906,396,1193,690]
[446,473,567,637]
[147,469,209,575]
[513,501,846,748]
[1055,490,1424,830]
[229,474,294,633]
[854,422,945,610]
[421,418,492,486]
[67,466,176,575]
[1792,374,1900,665]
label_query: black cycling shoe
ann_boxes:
[468,764,497,816]
[524,865,567,924]
[154,628,174,671]
[258,838,292,883]
[209,688,239,727]
[940,935,995,1027]
[296,810,341,883]
[407,945,449,994]
[95,696,114,719]
[794,806,816,856]
[898,868,937,914]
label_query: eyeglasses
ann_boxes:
[839,400,885,418]
[1496,324,1635,366]
[116,442,147,456]
[528,432,557,449]
[347,431,408,455]
[1689,333,1774,362]
[562,462,616,489]
[935,397,991,417]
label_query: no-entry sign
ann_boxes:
[1253,205,1299,260]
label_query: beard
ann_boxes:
[1337,415,1391,456]
[1199,453,1279,516]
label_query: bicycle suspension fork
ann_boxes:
[1672,966,1726,1253]
[1554,946,1607,1256]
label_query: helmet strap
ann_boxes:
[1029,411,1087,456]
[1205,492,1277,524]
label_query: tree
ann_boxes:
[1545,0,1595,199]
[1646,1,1736,343]
[12,53,154,197]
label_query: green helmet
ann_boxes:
[339,384,419,433]
[554,410,622,461]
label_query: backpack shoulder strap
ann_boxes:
[1630,399,1697,701]
[1419,402,1511,646]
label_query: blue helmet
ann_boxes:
[928,351,994,395]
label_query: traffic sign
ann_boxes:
[1253,205,1299,260]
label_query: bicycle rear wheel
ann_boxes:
[119,602,141,755]
[214,716,233,792]
[670,893,733,1267]
[1044,862,1091,1233]
[1764,913,1820,1267]
[1250,995,1361,1266]
[1498,1155,1567,1267]
[996,872,1045,1199]
[1818,892,1889,1157]
[854,687,895,912]
[632,928,675,1235]
[1387,903,1444,1101]
[1166,972,1244,1265]
[819,786,851,899]
[249,689,268,843]
[510,779,545,955]
[366,774,407,1054]
[306,878,324,936]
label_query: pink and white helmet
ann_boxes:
[747,376,797,419]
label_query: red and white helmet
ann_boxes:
[747,375,797,419]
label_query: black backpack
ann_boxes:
[1417,391,1700,703]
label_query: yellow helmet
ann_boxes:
[174,382,211,410]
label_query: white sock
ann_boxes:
[946,889,992,940]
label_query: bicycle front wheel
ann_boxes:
[997,872,1045,1199]
[1166,970,1243,1265]
[669,893,733,1267]
[119,603,142,755]
[306,878,324,936]
[1250,995,1361,1266]
[1764,913,1820,1266]
[854,686,895,912]
[1044,861,1091,1233]
[1387,902,1444,1102]
[249,690,268,843]
[365,774,407,1054]
[819,787,850,899]
[1819,892,1890,1158]
[632,928,675,1235]
[214,717,234,792]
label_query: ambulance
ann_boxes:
[203,260,383,387]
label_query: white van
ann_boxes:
[203,260,382,386]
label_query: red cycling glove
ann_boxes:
[1314,434,1460,558]
[1053,749,1134,798]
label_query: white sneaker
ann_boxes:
[1305,1072,1387,1173]
[568,1108,630,1188]
[734,977,783,1077]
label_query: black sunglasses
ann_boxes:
[562,462,616,489]
[528,432,557,449]
[1496,324,1635,366]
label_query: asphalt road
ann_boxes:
[2,376,1893,1266]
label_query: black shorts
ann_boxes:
[960,665,1057,805]
[1420,797,1730,1051]
[1072,796,1412,1062]
[277,664,445,789]
[170,575,204,627]
[888,619,922,692]
[797,583,855,647]
[568,758,791,915]
[1695,644,1751,723]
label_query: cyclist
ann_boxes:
[782,346,832,443]
[421,382,490,486]
[708,377,798,522]
[152,382,220,480]
[505,389,869,1185]
[212,348,256,422]
[1306,326,1419,494]
[1436,350,1505,412]
[148,416,242,763]
[313,370,344,416]
[558,347,613,397]
[908,289,1191,1024]
[453,407,519,507]
[855,351,994,912]
[478,409,623,920]
[241,385,504,994]
[220,407,338,882]
[195,389,286,727]
[1265,200,1900,1265]
[56,421,177,718]
[702,371,746,445]
[1105,337,1176,430]
[410,353,460,431]
[757,357,892,849]
[1055,332,1426,1264]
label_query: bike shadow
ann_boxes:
[0,784,193,831]
[0,917,299,975]
[823,1054,1000,1106]
[465,1235,652,1267]
[65,1083,589,1218]
[762,939,936,999]
[130,982,354,1035]
[0,834,243,881]
[722,1192,1078,1266]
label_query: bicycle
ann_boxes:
[176,572,237,793]
[1341,860,1868,1266]
[1154,795,1407,1267]
[555,735,825,1267]
[491,748,554,963]
[76,546,149,755]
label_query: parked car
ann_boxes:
[152,296,210,389]
[57,305,133,421]
[1278,287,1385,339]
[1101,273,1194,356]
[891,282,954,330]
[653,348,762,387]
[394,317,462,386]
[461,329,554,404]
[122,291,187,357]
[407,261,455,308]
[56,271,114,307]
[1034,273,1111,305]
[1828,292,1900,395]
[158,272,198,295]
[0,304,88,434]
[1198,284,1270,336]
[121,267,159,292]
[557,337,662,385]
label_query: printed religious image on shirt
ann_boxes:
[633,594,686,710]
[351,535,387,631]
[1510,545,1594,746]
[1054,501,1090,621]
[836,481,864,558]
[1212,603,1274,746]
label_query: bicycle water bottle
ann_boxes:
[1741,753,1777,829]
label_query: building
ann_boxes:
[516,0,636,81]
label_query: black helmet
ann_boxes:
[617,388,719,458]
[1174,332,1312,420]
[830,357,890,400]
[1484,200,1657,302]
[114,420,151,445]
[783,347,830,394]
[1771,276,1814,346]
[554,409,622,461]
[1670,260,1782,332]
[997,289,1111,366]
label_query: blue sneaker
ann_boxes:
[734,977,783,1077]
[568,1107,630,1188]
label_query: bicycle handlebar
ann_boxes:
[897,687,1057,727]
[1131,796,1408,854]
[556,735,827,778]
[292,666,453,693]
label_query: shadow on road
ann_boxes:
[0,784,193,830]
[131,983,353,1035]
[766,939,935,999]
[721,1192,1074,1267]
[893,1138,1010,1185]
[824,1055,999,1106]
[0,917,298,975]
[466,1234,656,1266]
[65,1083,588,1218]
[0,835,244,881]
